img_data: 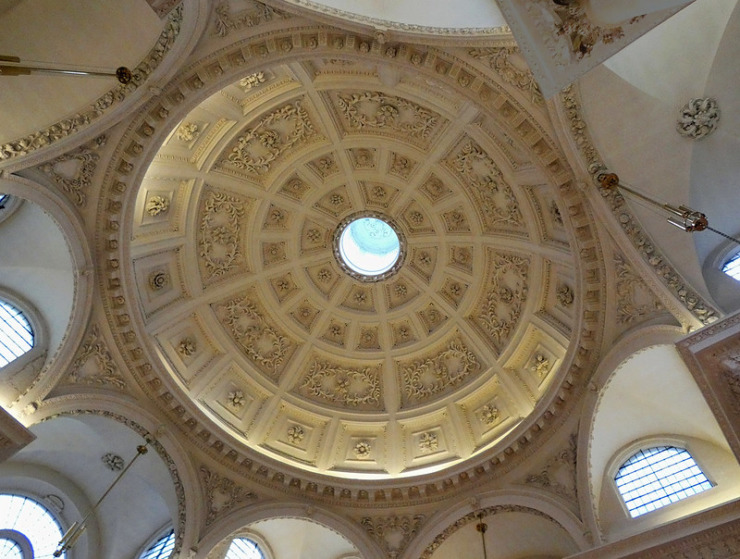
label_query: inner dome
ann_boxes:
[336,214,402,280]
[128,56,577,481]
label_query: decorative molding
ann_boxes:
[223,100,316,175]
[101,452,125,471]
[336,91,439,138]
[469,250,530,354]
[676,97,720,140]
[145,195,171,216]
[299,360,382,410]
[400,338,481,405]
[214,292,293,378]
[468,47,543,103]
[419,505,556,559]
[200,465,257,526]
[63,325,126,389]
[560,85,718,324]
[212,0,288,37]
[37,135,106,207]
[0,6,183,162]
[198,187,249,281]
[525,434,578,503]
[614,253,663,324]
[361,514,425,559]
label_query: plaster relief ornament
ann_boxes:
[530,353,552,378]
[449,140,522,231]
[175,122,200,142]
[556,283,574,307]
[361,514,425,559]
[468,47,543,103]
[177,337,196,356]
[471,251,530,354]
[200,466,257,526]
[336,91,439,140]
[239,71,267,91]
[101,453,125,471]
[148,270,170,291]
[287,425,305,445]
[300,361,382,409]
[354,440,372,459]
[479,403,500,425]
[145,195,170,216]
[227,389,245,409]
[199,189,247,279]
[401,339,481,403]
[216,294,291,377]
[418,431,439,453]
[676,97,720,140]
[225,100,315,175]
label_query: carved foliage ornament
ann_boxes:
[38,136,106,207]
[468,47,542,103]
[336,91,439,139]
[614,253,663,324]
[225,100,315,175]
[145,195,170,216]
[401,339,481,404]
[199,189,247,279]
[677,97,720,140]
[213,0,287,37]
[216,294,290,377]
[65,325,126,389]
[472,251,530,353]
[0,7,182,161]
[200,466,256,526]
[450,140,523,231]
[300,360,382,409]
[361,514,425,558]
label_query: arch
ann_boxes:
[198,503,378,559]
[26,394,202,558]
[584,338,740,541]
[404,489,589,559]
[0,288,48,406]
[612,444,713,518]
[138,526,176,559]
[0,493,66,558]
[0,175,94,411]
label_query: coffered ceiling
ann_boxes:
[131,57,576,479]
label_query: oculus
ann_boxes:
[334,212,405,282]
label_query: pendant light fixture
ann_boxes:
[476,512,489,559]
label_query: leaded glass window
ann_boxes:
[0,494,65,559]
[225,538,265,559]
[0,299,34,367]
[140,529,175,559]
[615,446,713,517]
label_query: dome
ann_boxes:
[128,53,577,481]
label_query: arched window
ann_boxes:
[0,494,66,558]
[0,299,34,367]
[722,252,740,281]
[614,446,714,518]
[225,538,265,559]
[139,528,175,559]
